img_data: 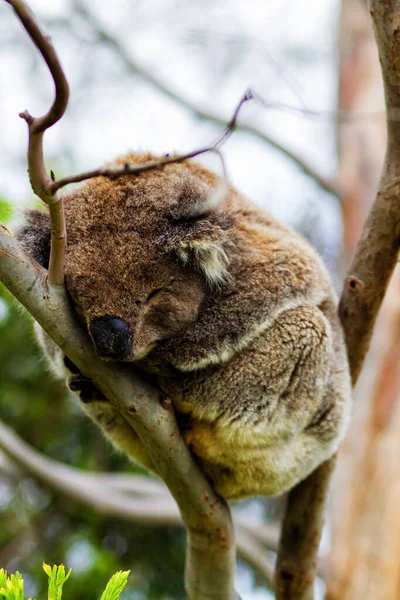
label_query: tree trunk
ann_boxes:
[328,0,400,597]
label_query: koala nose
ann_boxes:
[90,317,132,360]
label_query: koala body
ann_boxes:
[19,153,351,499]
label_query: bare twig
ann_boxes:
[5,0,69,285]
[46,90,252,195]
[275,1,400,596]
[71,0,342,199]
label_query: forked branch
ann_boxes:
[7,0,253,287]
[5,0,69,285]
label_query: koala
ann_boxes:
[17,152,351,500]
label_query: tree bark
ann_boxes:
[328,0,400,598]
[276,0,400,597]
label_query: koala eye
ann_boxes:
[146,288,164,304]
[145,280,177,306]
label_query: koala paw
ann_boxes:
[63,356,80,375]
[67,373,108,404]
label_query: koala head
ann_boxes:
[18,154,234,362]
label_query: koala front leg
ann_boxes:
[35,323,156,473]
[178,304,350,499]
[65,365,156,473]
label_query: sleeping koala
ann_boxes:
[18,152,351,499]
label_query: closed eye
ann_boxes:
[145,279,177,305]
[146,288,164,304]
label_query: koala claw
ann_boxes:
[67,374,108,404]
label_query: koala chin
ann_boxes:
[18,152,351,500]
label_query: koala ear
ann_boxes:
[16,209,51,269]
[162,211,233,287]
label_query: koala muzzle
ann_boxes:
[90,316,132,360]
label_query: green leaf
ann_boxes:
[0,570,7,590]
[41,565,52,579]
[0,570,24,600]
[0,567,130,600]
[99,571,130,600]
[43,564,71,600]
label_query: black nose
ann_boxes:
[90,317,132,359]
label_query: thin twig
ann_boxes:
[71,0,342,199]
[5,0,69,285]
[47,91,252,194]
[251,92,387,123]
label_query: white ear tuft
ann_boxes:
[190,240,231,287]
[176,247,190,264]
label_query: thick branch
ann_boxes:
[275,457,336,599]
[72,0,341,199]
[275,1,400,597]
[0,225,240,600]
[340,0,400,384]
[0,417,276,587]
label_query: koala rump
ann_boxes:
[17,153,351,499]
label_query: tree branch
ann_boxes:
[0,416,277,588]
[71,0,341,199]
[0,224,241,599]
[47,92,252,195]
[275,1,400,596]
[0,418,181,525]
[339,0,400,385]
[5,0,69,285]
[275,457,336,599]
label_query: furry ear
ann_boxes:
[16,209,51,269]
[167,174,228,221]
[161,216,233,287]
[161,173,233,286]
